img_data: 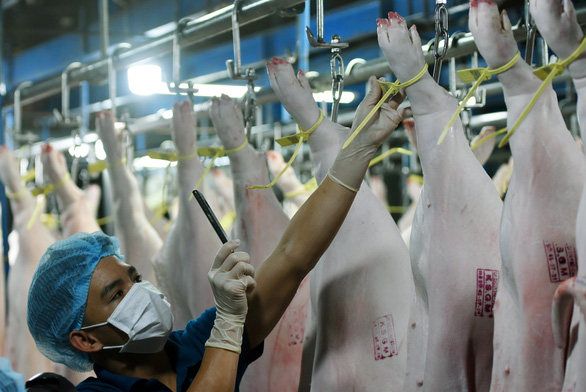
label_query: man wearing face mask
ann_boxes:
[26,79,407,392]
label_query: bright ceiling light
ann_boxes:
[312,91,355,104]
[128,65,163,95]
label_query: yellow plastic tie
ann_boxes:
[88,157,127,174]
[387,205,407,213]
[470,128,508,150]
[40,213,60,230]
[342,64,429,150]
[21,168,35,182]
[499,38,586,147]
[5,187,27,200]
[193,139,248,193]
[408,174,424,185]
[96,216,115,226]
[369,147,412,167]
[28,173,70,230]
[150,203,170,226]
[248,111,324,190]
[147,149,199,162]
[284,177,318,199]
[219,210,237,230]
[437,52,521,146]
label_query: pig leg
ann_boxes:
[530,0,586,133]
[210,94,307,392]
[0,147,57,378]
[96,112,160,285]
[153,101,221,328]
[470,1,586,390]
[40,144,100,236]
[471,126,497,166]
[269,59,413,390]
[378,11,502,390]
[266,150,311,217]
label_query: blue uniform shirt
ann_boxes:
[76,308,263,391]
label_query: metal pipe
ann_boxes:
[4,0,308,108]
[61,62,82,122]
[0,0,9,259]
[108,43,132,117]
[100,0,109,58]
[316,0,324,41]
[14,81,33,134]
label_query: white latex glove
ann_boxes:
[329,76,407,192]
[205,240,256,353]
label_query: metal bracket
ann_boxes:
[305,0,349,49]
[108,43,132,118]
[226,0,259,82]
[14,81,33,136]
[226,0,259,140]
[59,62,83,126]
[168,17,199,100]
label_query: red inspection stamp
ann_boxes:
[543,241,577,283]
[372,314,398,361]
[475,269,499,318]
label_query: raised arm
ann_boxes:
[245,80,406,348]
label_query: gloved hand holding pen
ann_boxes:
[205,240,256,354]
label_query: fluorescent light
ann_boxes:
[144,21,177,38]
[161,110,173,120]
[69,144,90,158]
[133,155,177,170]
[130,77,260,98]
[313,91,355,104]
[128,65,163,95]
[95,140,106,160]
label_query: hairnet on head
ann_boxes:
[0,357,24,392]
[27,232,123,372]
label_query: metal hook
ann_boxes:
[168,17,199,100]
[61,62,83,125]
[524,0,537,65]
[432,0,449,83]
[330,35,345,123]
[108,43,132,118]
[305,0,348,49]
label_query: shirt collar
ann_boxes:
[93,339,182,391]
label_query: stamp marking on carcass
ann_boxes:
[372,314,398,360]
[475,268,499,317]
[543,241,577,283]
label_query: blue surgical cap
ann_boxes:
[27,232,123,372]
[0,357,24,392]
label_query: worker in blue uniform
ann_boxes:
[26,81,406,392]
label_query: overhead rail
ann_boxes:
[3,0,307,108]
[9,6,586,160]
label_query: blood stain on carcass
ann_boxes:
[287,307,305,346]
[372,314,398,360]
[543,241,577,283]
[474,268,499,317]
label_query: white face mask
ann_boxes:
[81,281,174,354]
